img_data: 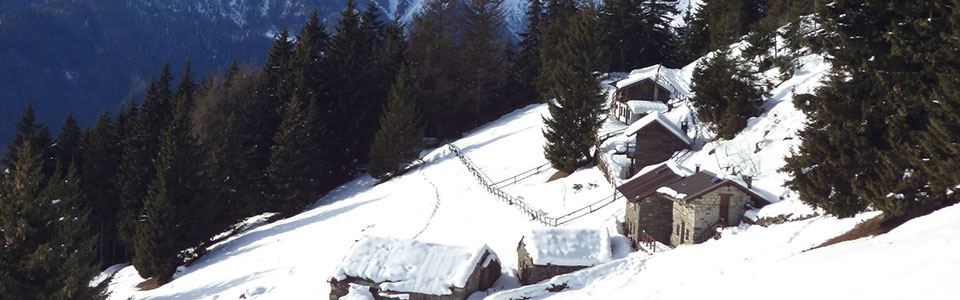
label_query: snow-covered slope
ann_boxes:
[103,19,960,300]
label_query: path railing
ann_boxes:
[491,162,552,189]
[638,231,657,253]
[448,144,621,227]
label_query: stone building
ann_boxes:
[617,163,770,249]
[516,229,612,285]
[329,236,501,300]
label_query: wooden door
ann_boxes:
[719,194,732,225]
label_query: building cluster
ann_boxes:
[326,67,769,300]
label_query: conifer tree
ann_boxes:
[3,103,53,177]
[266,94,318,216]
[542,6,608,174]
[52,113,82,172]
[783,0,960,218]
[516,0,546,103]
[706,0,742,50]
[409,0,467,139]
[537,0,578,96]
[369,66,425,180]
[689,47,767,140]
[80,110,123,264]
[116,64,174,264]
[680,0,712,61]
[39,164,105,299]
[379,19,408,84]
[249,27,296,178]
[292,10,330,104]
[599,0,643,72]
[0,140,49,296]
[133,62,209,283]
[638,0,681,67]
[463,0,511,124]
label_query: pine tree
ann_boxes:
[689,47,767,140]
[52,113,82,172]
[39,164,105,299]
[784,0,960,218]
[707,0,742,50]
[409,0,467,139]
[537,0,578,96]
[292,10,330,104]
[133,61,210,283]
[463,0,511,124]
[637,0,680,68]
[80,110,124,266]
[369,66,425,180]
[116,63,174,264]
[3,103,53,178]
[599,0,643,72]
[0,140,50,297]
[515,0,546,103]
[249,27,296,180]
[266,94,318,216]
[680,0,712,61]
[542,6,608,174]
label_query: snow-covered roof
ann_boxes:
[634,161,695,179]
[624,111,691,144]
[616,65,668,89]
[615,64,693,98]
[625,100,669,114]
[331,236,499,296]
[522,228,612,267]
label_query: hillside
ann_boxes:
[100,23,960,300]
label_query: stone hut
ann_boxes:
[329,236,501,300]
[622,111,691,178]
[617,163,770,249]
[517,228,612,285]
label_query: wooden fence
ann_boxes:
[448,144,620,227]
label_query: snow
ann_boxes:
[625,100,668,114]
[522,229,612,267]
[623,111,691,144]
[340,284,374,300]
[331,235,496,296]
[656,186,686,199]
[101,17,960,300]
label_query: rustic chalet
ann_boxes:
[516,229,612,285]
[610,69,675,124]
[622,111,691,178]
[329,236,501,300]
[617,163,770,249]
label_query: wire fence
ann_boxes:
[448,144,621,227]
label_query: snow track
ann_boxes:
[412,170,441,240]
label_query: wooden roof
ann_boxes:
[617,163,771,207]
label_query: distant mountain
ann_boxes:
[0,0,530,146]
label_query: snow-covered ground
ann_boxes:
[103,20,960,299]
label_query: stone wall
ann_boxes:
[670,185,751,246]
[517,241,589,285]
[625,194,675,246]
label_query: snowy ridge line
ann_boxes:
[447,144,620,227]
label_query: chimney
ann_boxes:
[744,176,753,189]
[695,164,701,173]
